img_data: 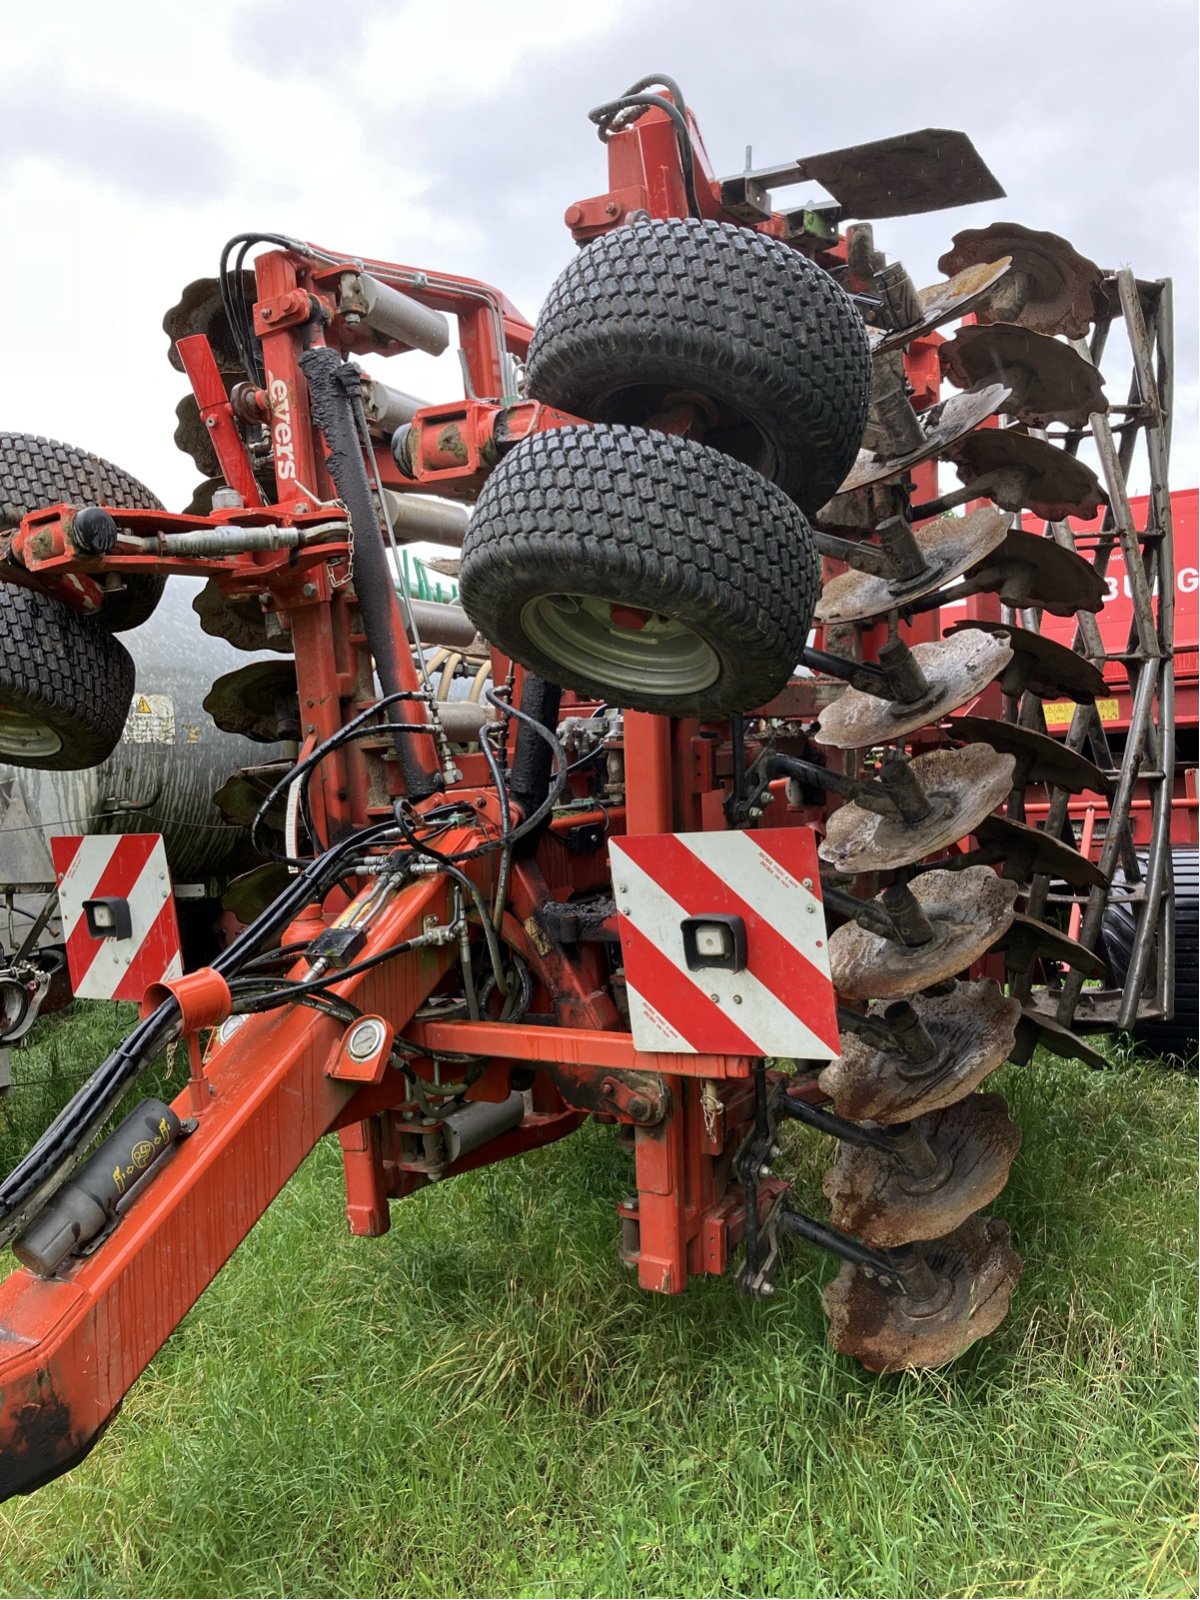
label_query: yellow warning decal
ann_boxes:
[1043,697,1121,728]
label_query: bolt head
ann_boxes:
[757,1162,773,1180]
[759,1281,776,1296]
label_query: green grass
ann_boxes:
[0,1006,1195,1599]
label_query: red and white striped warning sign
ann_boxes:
[610,829,839,1060]
[50,834,183,1002]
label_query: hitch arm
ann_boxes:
[0,869,459,1500]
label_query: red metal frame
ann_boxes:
[0,87,1181,1500]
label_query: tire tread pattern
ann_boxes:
[0,583,135,769]
[1103,847,1198,1057]
[525,218,870,513]
[459,424,820,715]
[0,431,165,632]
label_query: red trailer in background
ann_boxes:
[1037,488,1197,847]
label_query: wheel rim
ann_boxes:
[520,593,721,696]
[0,705,63,759]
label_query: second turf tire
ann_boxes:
[1,431,166,632]
[458,425,820,716]
[0,583,135,769]
[1103,847,1198,1060]
[524,217,871,514]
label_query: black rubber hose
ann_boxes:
[505,675,563,846]
[0,821,397,1240]
[298,347,438,801]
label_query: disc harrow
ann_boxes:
[0,83,1181,1501]
[789,201,1176,1370]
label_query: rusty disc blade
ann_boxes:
[816,507,1012,625]
[947,425,1105,521]
[164,273,254,377]
[820,980,1020,1124]
[820,746,1016,875]
[823,1214,1022,1373]
[1012,1008,1112,1071]
[193,580,294,655]
[174,394,221,478]
[945,620,1107,696]
[838,385,1010,494]
[816,630,1013,751]
[942,716,1110,793]
[204,662,301,743]
[824,1092,1021,1247]
[992,911,1107,977]
[958,531,1105,617]
[829,866,1019,1000]
[938,223,1103,340]
[939,324,1107,429]
[212,761,295,830]
[973,815,1110,891]
[221,861,294,924]
[869,258,1013,355]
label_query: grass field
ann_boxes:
[0,1004,1195,1599]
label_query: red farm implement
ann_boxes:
[0,76,1186,1498]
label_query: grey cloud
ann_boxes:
[231,0,372,79]
[2,86,234,204]
[368,0,1194,447]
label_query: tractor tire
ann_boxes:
[524,217,871,514]
[458,424,820,716]
[0,431,166,632]
[0,582,135,769]
[1103,847,1198,1060]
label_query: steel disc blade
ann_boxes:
[939,324,1108,429]
[938,223,1102,339]
[193,580,294,655]
[838,384,1010,494]
[992,912,1107,977]
[829,866,1019,1000]
[823,1214,1022,1372]
[174,394,221,478]
[973,815,1110,891]
[819,980,1020,1123]
[816,630,1013,751]
[816,506,1011,625]
[945,620,1108,697]
[824,1092,1021,1246]
[204,662,301,743]
[820,746,1016,874]
[164,273,254,377]
[959,531,1105,616]
[868,259,1013,355]
[947,425,1105,521]
[1012,1008,1112,1070]
[942,716,1110,794]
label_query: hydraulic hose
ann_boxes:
[0,821,397,1249]
[298,346,439,801]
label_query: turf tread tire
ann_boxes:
[525,218,871,514]
[0,583,136,769]
[1102,847,1198,1059]
[0,431,165,632]
[458,424,820,716]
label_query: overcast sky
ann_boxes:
[3,0,1196,513]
